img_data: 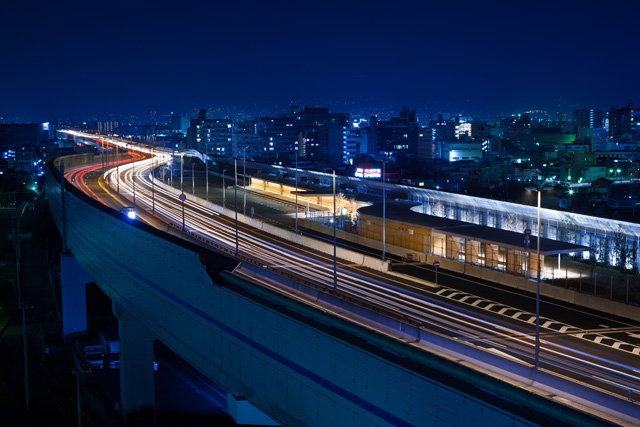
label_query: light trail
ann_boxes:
[64,143,640,406]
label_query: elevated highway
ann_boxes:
[46,148,640,426]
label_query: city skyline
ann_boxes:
[2,1,638,121]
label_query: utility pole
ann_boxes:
[13,202,31,410]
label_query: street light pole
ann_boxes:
[116,144,120,193]
[535,189,541,368]
[333,170,337,293]
[235,159,239,254]
[152,147,155,215]
[132,144,136,205]
[223,169,226,209]
[295,153,298,235]
[243,146,248,216]
[205,151,209,202]
[382,160,386,264]
[180,152,184,194]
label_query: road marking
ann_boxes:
[488,348,523,362]
[432,285,640,356]
[592,376,640,394]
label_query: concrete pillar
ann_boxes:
[113,303,155,424]
[228,392,280,426]
[60,253,91,341]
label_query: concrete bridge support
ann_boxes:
[228,392,280,426]
[114,303,156,424]
[60,253,92,341]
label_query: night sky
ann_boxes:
[2,0,638,121]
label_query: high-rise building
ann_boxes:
[170,113,190,136]
[257,106,349,163]
[187,110,233,155]
[97,121,120,132]
[608,103,634,140]
[573,109,604,138]
[362,107,418,158]
[582,128,608,151]
[417,128,434,160]
[232,121,259,158]
[255,114,298,157]
[343,128,360,164]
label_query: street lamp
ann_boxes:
[333,170,337,293]
[295,153,298,235]
[180,152,184,194]
[205,151,209,202]
[170,147,174,187]
[235,159,239,254]
[180,193,186,230]
[131,143,136,205]
[382,160,386,264]
[526,184,547,368]
[243,146,249,216]
[151,147,155,215]
[223,169,227,209]
[116,144,120,193]
[535,188,541,368]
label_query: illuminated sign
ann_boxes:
[355,168,381,179]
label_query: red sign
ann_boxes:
[524,228,531,235]
[433,261,440,268]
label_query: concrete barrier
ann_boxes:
[121,176,640,322]
[300,221,640,322]
[148,177,391,272]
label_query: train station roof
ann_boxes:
[358,202,587,255]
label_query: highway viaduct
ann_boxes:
[46,156,638,426]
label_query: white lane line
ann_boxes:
[592,376,640,394]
